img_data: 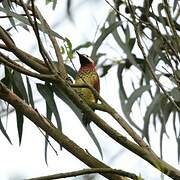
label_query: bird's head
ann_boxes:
[76,51,94,67]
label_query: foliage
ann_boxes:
[0,0,180,179]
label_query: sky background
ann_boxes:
[0,0,179,179]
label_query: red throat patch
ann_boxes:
[79,63,96,72]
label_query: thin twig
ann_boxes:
[27,168,139,180]
[163,0,180,51]
[0,13,32,18]
[30,0,56,73]
[19,0,55,73]
[34,7,68,80]
[104,0,133,24]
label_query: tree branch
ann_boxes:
[27,168,139,180]
[0,52,57,82]
[0,26,49,74]
[0,81,124,180]
[34,6,68,80]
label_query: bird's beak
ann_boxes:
[76,51,81,56]
[76,51,84,59]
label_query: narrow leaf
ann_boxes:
[26,76,34,108]
[12,72,27,144]
[0,6,64,40]
[173,111,177,138]
[171,88,180,102]
[73,42,92,53]
[86,126,103,159]
[143,91,161,142]
[125,85,151,114]
[1,66,13,89]
[36,83,62,131]
[177,133,180,162]
[0,118,12,144]
[128,38,136,51]
[117,64,142,132]
[52,0,57,9]
[91,21,122,59]
[173,0,178,12]
[16,111,24,145]
[13,71,29,103]
[2,1,16,29]
[107,14,140,70]
[100,64,112,77]
[44,101,53,165]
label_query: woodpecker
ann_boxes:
[75,52,100,126]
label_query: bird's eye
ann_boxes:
[83,54,89,58]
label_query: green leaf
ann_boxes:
[107,15,140,70]
[117,64,142,133]
[177,134,180,162]
[52,0,57,9]
[1,66,13,89]
[143,91,162,142]
[12,71,29,103]
[36,83,62,131]
[26,76,34,108]
[173,111,177,138]
[91,21,122,59]
[46,0,57,8]
[158,4,170,36]
[162,102,173,124]
[0,6,64,40]
[100,64,113,77]
[125,25,136,51]
[86,126,103,159]
[44,133,49,165]
[44,100,53,165]
[16,111,24,145]
[147,39,163,69]
[171,88,180,102]
[12,72,28,144]
[64,38,73,60]
[0,118,12,144]
[159,115,167,160]
[125,85,151,114]
[52,84,103,158]
[73,42,92,53]
[173,0,178,12]
[117,63,127,101]
[2,0,16,30]
[125,24,130,41]
[128,38,136,51]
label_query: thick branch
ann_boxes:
[0,53,57,81]
[0,82,124,180]
[58,78,180,179]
